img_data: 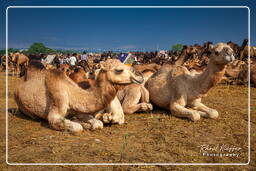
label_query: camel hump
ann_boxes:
[169,66,190,78]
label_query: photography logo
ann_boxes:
[198,144,242,158]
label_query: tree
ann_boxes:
[27,42,55,54]
[171,44,183,52]
[0,48,19,56]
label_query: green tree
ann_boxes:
[27,42,55,54]
[171,44,183,52]
[0,48,19,56]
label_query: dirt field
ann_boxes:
[0,72,256,170]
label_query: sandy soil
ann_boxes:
[0,72,255,170]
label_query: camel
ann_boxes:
[69,67,96,90]
[58,64,72,75]
[117,69,154,114]
[222,60,246,84]
[146,43,235,121]
[132,63,161,73]
[237,62,256,87]
[239,39,256,60]
[14,59,144,133]
[10,52,29,74]
[175,45,198,66]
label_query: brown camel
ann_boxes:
[133,63,161,73]
[239,39,256,60]
[146,43,235,121]
[58,64,72,75]
[14,59,144,133]
[10,52,29,74]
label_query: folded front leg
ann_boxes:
[74,114,103,130]
[170,102,201,121]
[48,108,83,133]
[191,98,219,119]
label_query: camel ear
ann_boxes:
[100,63,107,71]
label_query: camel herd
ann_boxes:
[11,42,249,133]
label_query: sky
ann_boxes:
[0,0,255,51]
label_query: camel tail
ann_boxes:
[140,86,150,103]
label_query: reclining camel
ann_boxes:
[14,59,144,133]
[146,43,235,121]
[117,69,155,114]
[68,62,154,115]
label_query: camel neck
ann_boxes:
[194,60,226,95]
[175,50,186,66]
[94,71,117,108]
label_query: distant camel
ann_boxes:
[10,52,29,74]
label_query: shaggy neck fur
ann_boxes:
[193,60,226,95]
[94,70,118,108]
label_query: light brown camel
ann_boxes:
[14,59,144,133]
[10,52,29,74]
[146,43,235,121]
[117,70,154,114]
[237,61,256,87]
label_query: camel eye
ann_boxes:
[115,69,123,74]
[215,51,220,56]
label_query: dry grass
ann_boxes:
[0,72,255,170]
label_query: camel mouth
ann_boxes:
[132,77,144,84]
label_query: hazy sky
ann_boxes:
[0,0,255,51]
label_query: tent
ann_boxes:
[43,55,56,64]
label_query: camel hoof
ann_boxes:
[191,113,201,121]
[67,122,83,133]
[209,109,219,119]
[147,103,153,111]
[81,123,92,129]
[140,103,153,111]
[90,119,104,130]
[102,113,112,124]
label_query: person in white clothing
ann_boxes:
[69,53,77,66]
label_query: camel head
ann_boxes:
[100,59,144,85]
[58,64,72,75]
[10,52,19,62]
[209,43,235,65]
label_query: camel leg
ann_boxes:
[48,109,83,133]
[121,88,152,114]
[170,102,201,121]
[191,99,219,119]
[104,96,125,124]
[47,92,83,133]
[72,114,103,130]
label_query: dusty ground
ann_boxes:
[0,72,256,170]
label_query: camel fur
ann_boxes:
[146,43,235,121]
[14,59,144,133]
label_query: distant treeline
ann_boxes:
[0,42,82,56]
[0,42,185,56]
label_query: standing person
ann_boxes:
[64,54,70,64]
[69,53,77,66]
[81,51,88,62]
